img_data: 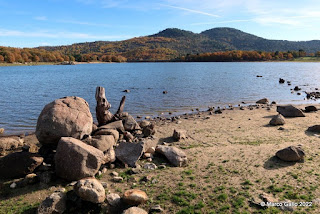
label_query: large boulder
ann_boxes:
[277,105,305,117]
[55,137,105,181]
[122,207,148,214]
[123,189,148,205]
[37,191,67,214]
[156,145,187,167]
[36,96,93,145]
[0,136,24,155]
[122,115,140,131]
[115,142,144,167]
[84,135,115,152]
[74,178,105,203]
[269,114,285,126]
[276,146,305,162]
[0,151,43,178]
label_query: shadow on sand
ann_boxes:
[263,156,302,170]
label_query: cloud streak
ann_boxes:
[0,28,133,40]
[160,4,220,17]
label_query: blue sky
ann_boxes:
[1,0,320,47]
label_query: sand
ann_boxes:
[1,104,320,213]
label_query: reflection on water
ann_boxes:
[0,62,320,134]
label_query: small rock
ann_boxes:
[124,131,135,142]
[269,114,285,126]
[278,127,285,130]
[173,129,187,141]
[256,98,269,104]
[162,91,168,94]
[276,146,305,162]
[123,189,148,205]
[279,78,285,83]
[143,163,157,170]
[156,145,187,167]
[10,182,17,189]
[158,165,166,169]
[143,123,156,137]
[305,106,318,112]
[106,193,121,206]
[143,153,153,159]
[74,178,105,204]
[147,158,152,162]
[139,120,150,128]
[149,205,164,213]
[37,191,66,214]
[111,171,119,177]
[123,89,130,93]
[0,128,4,134]
[146,147,156,155]
[294,86,301,91]
[123,207,148,214]
[113,176,124,183]
[307,125,320,133]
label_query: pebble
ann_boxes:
[113,176,124,183]
[111,171,119,177]
[10,182,17,189]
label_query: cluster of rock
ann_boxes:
[0,86,189,213]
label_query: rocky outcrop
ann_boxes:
[156,145,187,167]
[0,151,43,178]
[74,178,106,203]
[277,105,305,117]
[276,146,305,162]
[55,137,105,181]
[123,189,148,205]
[269,114,285,126]
[36,96,93,145]
[115,142,144,167]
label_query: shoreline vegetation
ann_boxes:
[1,43,320,67]
[1,102,320,213]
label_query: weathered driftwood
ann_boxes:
[95,86,114,126]
[116,96,126,115]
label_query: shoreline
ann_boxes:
[1,103,320,213]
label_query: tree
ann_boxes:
[0,55,4,62]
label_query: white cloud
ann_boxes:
[34,16,47,21]
[160,4,219,17]
[56,19,110,27]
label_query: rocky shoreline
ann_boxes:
[1,89,320,213]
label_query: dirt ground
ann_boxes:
[1,104,320,213]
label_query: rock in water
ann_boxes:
[156,145,187,167]
[55,137,105,181]
[123,189,148,205]
[173,129,187,141]
[38,191,66,214]
[36,96,93,145]
[256,98,269,104]
[123,207,148,214]
[305,106,318,112]
[74,178,105,203]
[276,146,305,162]
[115,142,144,167]
[269,114,285,126]
[277,105,305,117]
[0,151,43,178]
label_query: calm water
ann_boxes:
[1,62,320,134]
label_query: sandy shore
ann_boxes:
[1,104,320,213]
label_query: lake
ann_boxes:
[0,62,320,134]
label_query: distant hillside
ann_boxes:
[36,27,320,61]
